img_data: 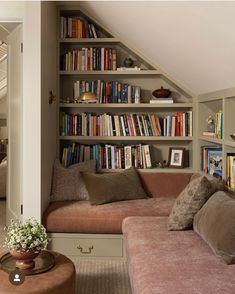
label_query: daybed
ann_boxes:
[42,172,194,257]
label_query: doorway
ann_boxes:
[0,22,21,229]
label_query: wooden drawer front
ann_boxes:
[50,237,123,258]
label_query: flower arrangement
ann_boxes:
[206,115,215,125]
[4,218,48,252]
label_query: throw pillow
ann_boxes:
[190,173,234,196]
[81,167,148,205]
[194,191,235,264]
[168,175,214,230]
[50,159,96,202]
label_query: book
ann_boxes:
[202,131,215,137]
[117,67,141,71]
[124,146,132,169]
[143,145,152,168]
[150,99,173,104]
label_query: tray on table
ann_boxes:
[0,250,55,275]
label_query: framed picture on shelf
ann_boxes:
[168,148,185,168]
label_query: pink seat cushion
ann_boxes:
[42,198,175,234]
[122,216,235,294]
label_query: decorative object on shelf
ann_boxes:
[4,218,48,270]
[152,86,171,98]
[60,97,73,104]
[77,91,98,103]
[201,146,222,177]
[230,133,235,141]
[154,160,167,168]
[123,57,134,68]
[168,147,185,168]
[206,115,215,132]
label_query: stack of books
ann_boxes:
[61,143,152,169]
[150,97,174,104]
[201,146,222,177]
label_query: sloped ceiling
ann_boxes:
[76,1,235,95]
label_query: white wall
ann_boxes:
[78,1,235,95]
[22,1,41,221]
[0,1,42,221]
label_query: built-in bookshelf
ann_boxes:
[197,87,235,185]
[57,6,196,172]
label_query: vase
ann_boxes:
[207,124,215,132]
[10,249,40,270]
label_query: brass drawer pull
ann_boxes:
[77,245,94,254]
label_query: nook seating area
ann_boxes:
[42,171,235,294]
[42,172,193,234]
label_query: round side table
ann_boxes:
[0,251,76,294]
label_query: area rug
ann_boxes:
[0,200,132,294]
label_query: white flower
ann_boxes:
[4,218,48,251]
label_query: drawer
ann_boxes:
[48,233,124,258]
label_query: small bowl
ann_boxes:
[230,133,235,141]
[152,87,171,98]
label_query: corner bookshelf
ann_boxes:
[197,87,235,185]
[57,6,196,173]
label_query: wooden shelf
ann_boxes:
[98,167,194,173]
[59,103,193,109]
[199,135,223,144]
[60,136,193,141]
[59,70,160,76]
[59,37,120,44]
[224,140,235,148]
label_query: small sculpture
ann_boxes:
[123,57,134,68]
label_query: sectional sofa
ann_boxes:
[43,170,235,293]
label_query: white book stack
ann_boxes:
[150,97,174,104]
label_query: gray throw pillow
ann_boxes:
[168,176,214,230]
[50,159,96,202]
[190,173,234,195]
[194,191,235,264]
[81,167,148,205]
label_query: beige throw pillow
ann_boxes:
[168,176,214,230]
[50,159,96,202]
[81,167,148,205]
[194,191,235,265]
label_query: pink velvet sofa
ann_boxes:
[43,172,193,234]
[122,216,235,294]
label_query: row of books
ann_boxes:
[226,154,235,189]
[73,80,141,103]
[61,143,152,169]
[61,48,117,71]
[60,16,99,39]
[201,146,222,177]
[60,112,193,137]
